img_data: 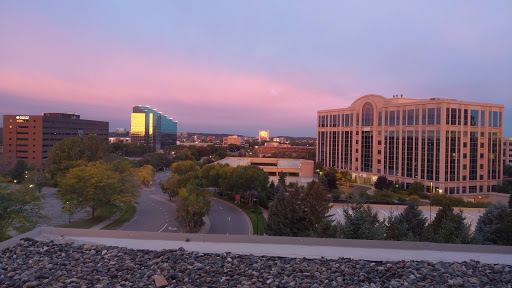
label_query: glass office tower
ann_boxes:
[130,106,177,150]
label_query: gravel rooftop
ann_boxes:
[1,238,511,288]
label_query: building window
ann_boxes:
[463,142,467,148]
[377,150,381,155]
[480,143,484,149]
[462,175,467,181]
[480,164,484,169]
[362,102,374,126]
[463,153,467,159]
[378,140,382,145]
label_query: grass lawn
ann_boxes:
[59,206,118,229]
[101,202,136,230]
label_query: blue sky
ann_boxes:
[1,1,511,137]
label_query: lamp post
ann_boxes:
[429,181,433,223]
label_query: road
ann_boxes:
[121,171,251,235]
[330,204,484,230]
[122,171,181,233]
[207,198,251,235]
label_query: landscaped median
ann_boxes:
[59,202,137,230]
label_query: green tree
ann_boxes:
[227,144,241,152]
[499,210,512,245]
[278,172,287,187]
[303,181,336,237]
[222,165,269,206]
[161,172,200,200]
[385,212,409,241]
[26,168,47,193]
[171,160,200,176]
[57,161,140,218]
[10,160,29,183]
[399,202,427,239]
[173,149,198,162]
[137,153,172,171]
[408,182,425,195]
[339,201,385,240]
[200,164,229,189]
[215,150,228,160]
[374,176,390,191]
[265,188,307,236]
[473,203,509,245]
[422,202,472,244]
[175,183,212,231]
[0,184,45,241]
[46,135,109,180]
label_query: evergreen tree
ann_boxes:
[399,202,427,240]
[499,210,512,246]
[473,203,509,245]
[385,212,409,241]
[303,181,336,237]
[422,202,472,244]
[278,172,287,188]
[265,188,307,236]
[340,200,385,240]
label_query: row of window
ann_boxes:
[319,108,503,128]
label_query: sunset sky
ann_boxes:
[1,1,511,137]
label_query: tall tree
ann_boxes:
[399,202,427,240]
[175,183,212,231]
[422,202,472,244]
[303,181,336,237]
[10,160,29,183]
[161,172,200,200]
[26,168,47,193]
[132,165,156,187]
[222,165,269,206]
[265,188,307,236]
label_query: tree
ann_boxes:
[339,201,385,240]
[222,165,269,206]
[323,167,338,190]
[173,149,198,162]
[399,202,427,239]
[133,165,156,187]
[473,203,509,245]
[214,150,228,161]
[0,184,45,241]
[422,202,472,244]
[385,212,409,241]
[499,210,512,246]
[200,164,230,189]
[46,135,109,180]
[26,168,47,193]
[265,188,307,236]
[175,183,212,232]
[137,153,172,171]
[278,172,287,187]
[374,176,390,191]
[161,172,200,200]
[227,144,241,152]
[10,160,29,183]
[408,182,425,195]
[57,161,140,218]
[171,160,200,176]
[303,181,336,237]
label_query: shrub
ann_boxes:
[396,195,406,203]
[374,176,391,191]
[372,190,397,203]
[408,195,421,203]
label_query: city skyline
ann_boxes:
[1,1,511,137]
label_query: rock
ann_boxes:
[153,274,168,288]
[124,264,135,271]
[23,282,39,288]
[494,265,503,272]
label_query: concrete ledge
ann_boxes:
[2,227,512,265]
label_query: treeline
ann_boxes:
[266,182,512,245]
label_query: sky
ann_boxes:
[1,1,511,137]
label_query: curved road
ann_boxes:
[208,198,251,235]
[122,171,250,235]
[122,171,180,233]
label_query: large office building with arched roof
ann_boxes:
[317,94,507,203]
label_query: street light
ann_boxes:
[429,182,433,223]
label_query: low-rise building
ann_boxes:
[217,157,314,186]
[222,135,244,147]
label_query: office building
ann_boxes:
[504,138,512,166]
[254,144,315,158]
[222,135,244,147]
[259,130,269,142]
[317,94,507,203]
[2,113,108,170]
[130,106,177,150]
[217,157,314,186]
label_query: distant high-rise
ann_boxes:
[259,130,269,142]
[130,106,177,150]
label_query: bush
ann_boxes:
[372,190,397,203]
[357,191,372,201]
[408,195,421,203]
[374,176,391,191]
[418,192,430,199]
[431,194,491,208]
[473,203,509,245]
[396,195,406,203]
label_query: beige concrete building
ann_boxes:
[222,135,244,147]
[217,157,314,186]
[317,94,507,203]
